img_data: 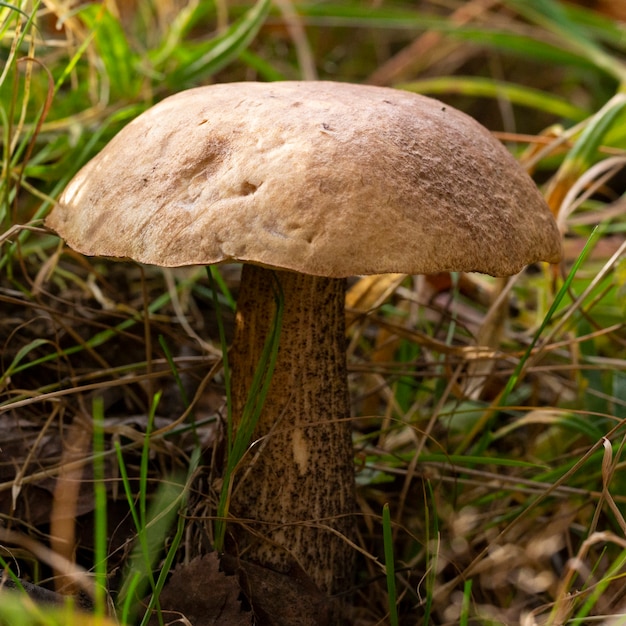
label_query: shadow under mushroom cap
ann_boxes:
[47,81,562,277]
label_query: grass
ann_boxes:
[1,0,626,624]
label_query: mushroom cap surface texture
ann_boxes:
[47,81,562,277]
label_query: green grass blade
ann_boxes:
[239,48,290,81]
[499,227,602,407]
[562,2,626,49]
[0,554,25,592]
[92,397,108,619]
[400,76,588,122]
[457,227,601,456]
[573,548,626,621]
[140,394,161,528]
[206,265,236,311]
[460,579,473,626]
[234,275,284,453]
[382,503,399,626]
[119,571,142,626]
[118,469,190,624]
[298,4,451,29]
[114,441,142,544]
[137,446,201,626]
[502,0,626,83]
[158,335,191,409]
[0,338,49,388]
[2,288,172,378]
[213,272,284,552]
[78,5,141,100]
[166,0,271,87]
[148,2,208,69]
[158,335,199,445]
[115,434,200,624]
[0,2,31,22]
[557,93,626,185]
[116,393,163,620]
[422,481,438,624]
[207,267,232,449]
[52,26,97,96]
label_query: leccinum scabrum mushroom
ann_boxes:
[46,81,562,596]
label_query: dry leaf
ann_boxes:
[147,554,252,626]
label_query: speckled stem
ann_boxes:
[229,264,355,595]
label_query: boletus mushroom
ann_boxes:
[46,81,562,599]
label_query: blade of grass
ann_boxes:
[497,227,601,406]
[166,0,272,88]
[457,226,602,456]
[1,288,174,378]
[382,503,399,626]
[230,272,284,457]
[158,335,199,446]
[139,394,161,531]
[117,456,198,626]
[158,335,192,410]
[0,1,39,87]
[205,265,236,311]
[298,4,460,29]
[563,5,626,55]
[116,393,163,620]
[114,443,142,555]
[459,579,473,626]
[238,48,289,81]
[0,2,31,23]
[118,572,142,626]
[206,266,232,451]
[574,547,626,622]
[78,4,141,100]
[551,93,626,221]
[91,397,108,620]
[212,270,284,552]
[421,480,438,623]
[0,554,26,592]
[137,447,201,626]
[0,338,50,389]
[400,76,588,122]
[299,4,619,78]
[502,0,626,84]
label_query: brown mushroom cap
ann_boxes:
[47,81,562,277]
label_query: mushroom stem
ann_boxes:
[229,264,355,594]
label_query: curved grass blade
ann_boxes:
[0,2,31,20]
[0,338,49,389]
[400,76,588,122]
[212,270,284,552]
[166,0,271,88]
[137,447,201,626]
[547,93,626,216]
[456,227,602,455]
[502,0,626,84]
[77,4,141,100]
[498,228,602,409]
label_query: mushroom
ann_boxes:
[46,81,562,597]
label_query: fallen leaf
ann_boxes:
[147,553,252,626]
